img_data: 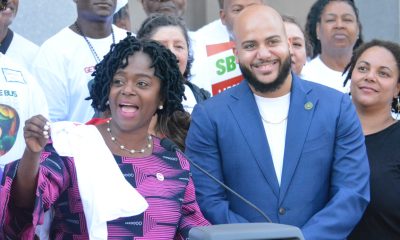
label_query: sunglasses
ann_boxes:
[0,0,7,11]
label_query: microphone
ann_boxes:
[160,138,272,223]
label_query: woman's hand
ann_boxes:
[24,115,50,153]
[13,115,50,208]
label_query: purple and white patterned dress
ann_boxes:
[0,137,210,239]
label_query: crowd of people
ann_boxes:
[0,0,399,239]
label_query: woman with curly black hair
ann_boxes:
[0,35,209,239]
[136,13,211,151]
[137,13,211,113]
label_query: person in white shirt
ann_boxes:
[137,14,210,114]
[301,0,363,93]
[31,0,128,123]
[0,53,48,176]
[137,14,210,150]
[191,0,264,95]
[0,0,39,72]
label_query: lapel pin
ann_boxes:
[304,102,313,110]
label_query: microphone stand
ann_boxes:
[160,138,271,222]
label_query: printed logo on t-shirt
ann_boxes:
[0,89,17,97]
[84,65,96,74]
[1,68,26,84]
[0,104,20,157]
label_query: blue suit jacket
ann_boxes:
[185,75,370,240]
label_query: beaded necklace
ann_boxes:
[106,119,153,154]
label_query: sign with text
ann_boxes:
[206,42,243,95]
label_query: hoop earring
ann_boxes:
[397,96,400,112]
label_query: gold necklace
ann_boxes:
[106,119,152,154]
[260,115,288,124]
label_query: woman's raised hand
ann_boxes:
[23,115,50,153]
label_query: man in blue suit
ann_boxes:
[185,4,370,240]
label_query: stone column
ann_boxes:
[355,0,399,42]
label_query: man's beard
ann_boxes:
[239,56,291,94]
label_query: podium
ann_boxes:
[189,223,304,240]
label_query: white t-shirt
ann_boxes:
[301,55,349,93]
[254,93,290,185]
[32,26,127,123]
[6,31,39,73]
[0,53,48,169]
[191,20,242,95]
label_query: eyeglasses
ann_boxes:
[0,0,7,11]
